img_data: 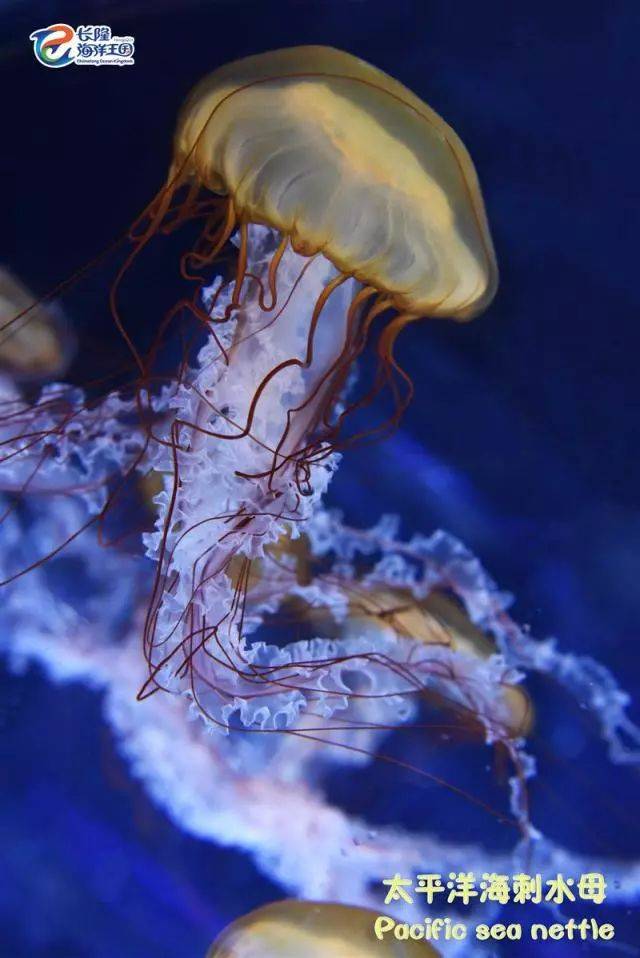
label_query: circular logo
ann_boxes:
[29,24,76,68]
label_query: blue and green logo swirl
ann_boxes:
[29,24,76,69]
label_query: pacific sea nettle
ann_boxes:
[128,45,498,724]
[1,47,498,736]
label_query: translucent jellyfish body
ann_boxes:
[133,46,498,713]
[206,900,438,957]
[138,227,517,743]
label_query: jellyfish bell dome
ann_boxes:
[206,900,439,957]
[0,268,73,380]
[172,45,497,320]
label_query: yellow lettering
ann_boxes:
[374,916,395,940]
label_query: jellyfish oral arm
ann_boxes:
[142,226,359,711]
[192,228,356,480]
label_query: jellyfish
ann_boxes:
[122,45,498,717]
[206,900,438,957]
[0,46,502,733]
[0,267,73,380]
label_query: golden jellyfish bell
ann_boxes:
[0,268,72,380]
[206,900,439,957]
[172,46,497,320]
[226,531,531,738]
[345,588,532,737]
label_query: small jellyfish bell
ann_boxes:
[207,900,439,957]
[0,268,73,381]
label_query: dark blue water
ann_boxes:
[1,1,639,955]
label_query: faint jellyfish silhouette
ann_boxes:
[228,527,532,743]
[0,268,73,380]
[206,900,439,957]
[331,574,532,738]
